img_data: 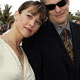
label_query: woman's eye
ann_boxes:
[27,14,33,19]
[36,20,42,25]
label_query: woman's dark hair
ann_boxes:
[18,1,47,23]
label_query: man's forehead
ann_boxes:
[45,0,62,4]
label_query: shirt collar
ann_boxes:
[53,21,71,35]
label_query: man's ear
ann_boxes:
[13,11,19,20]
[66,0,70,5]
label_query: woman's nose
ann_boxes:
[29,20,35,28]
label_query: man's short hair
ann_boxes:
[40,0,66,3]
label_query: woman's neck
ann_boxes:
[3,28,22,47]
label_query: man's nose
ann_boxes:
[55,6,61,13]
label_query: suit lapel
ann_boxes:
[70,22,80,73]
[48,21,75,70]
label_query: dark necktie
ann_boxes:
[62,29,74,62]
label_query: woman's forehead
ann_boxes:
[21,5,45,22]
[24,6,37,12]
[23,6,40,14]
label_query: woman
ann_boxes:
[0,1,47,80]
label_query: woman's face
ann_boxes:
[14,6,42,38]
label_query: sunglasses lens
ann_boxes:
[46,4,55,10]
[45,0,66,10]
[58,0,66,7]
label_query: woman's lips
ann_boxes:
[25,27,32,32]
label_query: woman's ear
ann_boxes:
[13,11,19,20]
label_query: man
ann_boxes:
[22,0,80,80]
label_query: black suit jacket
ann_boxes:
[22,20,80,80]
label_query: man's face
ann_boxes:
[45,0,69,27]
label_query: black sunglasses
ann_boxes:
[45,0,66,10]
